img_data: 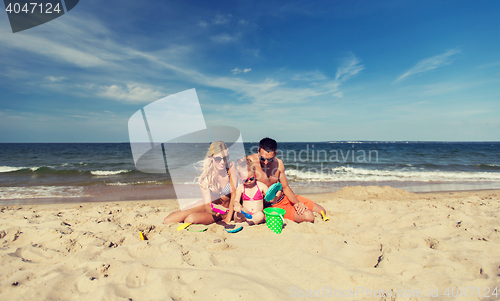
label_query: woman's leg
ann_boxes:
[184,212,218,225]
[163,204,206,224]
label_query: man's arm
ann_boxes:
[277,160,307,215]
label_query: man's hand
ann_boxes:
[294,202,307,215]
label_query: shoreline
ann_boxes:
[2,182,500,206]
[0,186,500,210]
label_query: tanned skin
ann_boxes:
[248,148,308,215]
[248,146,327,223]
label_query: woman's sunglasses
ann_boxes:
[213,155,229,163]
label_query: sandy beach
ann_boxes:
[1,186,500,300]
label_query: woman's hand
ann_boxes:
[211,203,228,214]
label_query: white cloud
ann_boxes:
[335,54,364,82]
[291,70,328,81]
[0,33,111,68]
[476,61,500,69]
[45,76,66,82]
[395,48,461,82]
[97,84,165,104]
[231,68,252,74]
[0,13,362,108]
[199,14,233,28]
[210,33,239,43]
[213,14,231,25]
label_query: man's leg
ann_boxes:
[311,203,326,216]
[296,195,327,216]
[293,210,315,223]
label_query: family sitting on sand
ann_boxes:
[163,138,328,226]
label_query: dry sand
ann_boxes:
[1,186,500,300]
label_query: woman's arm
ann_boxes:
[224,163,238,223]
[200,185,218,216]
[233,186,243,212]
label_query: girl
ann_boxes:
[233,158,268,225]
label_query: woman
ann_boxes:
[163,141,238,225]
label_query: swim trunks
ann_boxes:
[271,195,315,221]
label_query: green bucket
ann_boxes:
[263,207,286,234]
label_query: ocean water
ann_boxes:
[1,142,499,203]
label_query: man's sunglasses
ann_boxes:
[242,176,255,183]
[259,155,274,163]
[213,155,229,163]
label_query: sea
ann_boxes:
[1,142,499,204]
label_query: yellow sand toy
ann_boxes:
[176,223,192,231]
[320,210,330,221]
[176,223,208,232]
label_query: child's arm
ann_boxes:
[259,182,269,196]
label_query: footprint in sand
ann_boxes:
[425,238,439,250]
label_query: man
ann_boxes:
[247,137,327,223]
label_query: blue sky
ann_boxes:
[0,0,499,142]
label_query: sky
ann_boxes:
[0,0,499,142]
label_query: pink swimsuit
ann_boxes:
[242,183,263,201]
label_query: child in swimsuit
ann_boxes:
[233,158,268,225]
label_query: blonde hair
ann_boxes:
[197,141,229,193]
[236,158,254,176]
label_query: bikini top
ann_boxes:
[242,183,263,201]
[210,182,231,198]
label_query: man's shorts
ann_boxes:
[271,195,315,221]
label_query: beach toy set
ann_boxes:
[176,223,208,232]
[263,207,286,234]
[241,210,253,219]
[211,203,228,214]
[264,182,283,203]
